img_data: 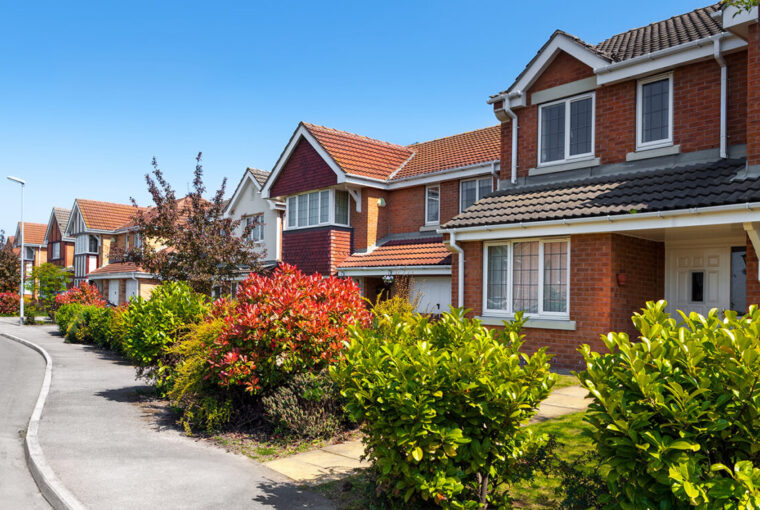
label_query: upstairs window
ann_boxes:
[51,242,61,260]
[245,215,264,242]
[637,74,673,150]
[426,185,440,225]
[538,93,594,165]
[88,235,99,254]
[461,177,492,211]
[286,189,350,229]
[25,247,34,261]
[133,233,142,249]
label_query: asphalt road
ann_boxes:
[0,322,334,510]
[0,335,50,508]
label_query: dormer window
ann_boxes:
[636,73,673,150]
[538,93,595,166]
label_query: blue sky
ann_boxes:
[0,0,705,235]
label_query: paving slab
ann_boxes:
[264,449,368,484]
[0,322,333,509]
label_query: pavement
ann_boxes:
[0,321,334,509]
[264,380,592,484]
[0,336,50,508]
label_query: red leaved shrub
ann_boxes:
[0,292,20,315]
[54,282,106,309]
[207,263,371,394]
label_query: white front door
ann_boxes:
[108,281,120,306]
[666,246,730,316]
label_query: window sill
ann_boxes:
[627,144,680,161]
[419,225,439,232]
[529,157,600,176]
[477,315,576,331]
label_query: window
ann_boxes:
[538,93,594,165]
[25,247,34,261]
[51,242,61,260]
[245,215,264,242]
[286,190,350,229]
[484,239,570,317]
[691,271,705,303]
[133,233,142,249]
[124,233,130,249]
[88,235,99,254]
[637,74,673,149]
[460,177,493,211]
[426,185,440,225]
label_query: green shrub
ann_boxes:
[333,309,556,509]
[122,281,209,388]
[262,369,350,440]
[372,294,416,322]
[23,301,39,325]
[66,305,113,345]
[107,306,129,353]
[578,300,760,508]
[166,317,233,435]
[55,303,81,335]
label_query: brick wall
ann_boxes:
[351,188,389,251]
[456,233,664,369]
[387,185,425,235]
[329,228,352,275]
[282,226,352,276]
[270,139,338,197]
[747,235,760,308]
[499,51,748,178]
[749,22,760,166]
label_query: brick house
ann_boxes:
[439,3,760,368]
[13,222,48,295]
[43,207,75,278]
[261,122,501,313]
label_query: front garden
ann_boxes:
[50,268,760,509]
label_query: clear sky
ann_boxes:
[0,0,707,235]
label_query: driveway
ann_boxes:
[0,322,333,509]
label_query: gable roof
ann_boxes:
[16,222,48,246]
[45,207,74,243]
[442,158,753,230]
[248,168,270,188]
[75,199,140,232]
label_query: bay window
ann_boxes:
[286,189,350,229]
[484,239,570,317]
[538,93,594,165]
[636,73,673,150]
[460,177,492,211]
[426,185,440,225]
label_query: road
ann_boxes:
[0,334,50,508]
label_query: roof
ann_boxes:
[52,208,73,240]
[87,262,147,276]
[17,222,48,246]
[338,237,452,269]
[76,199,141,231]
[296,123,500,183]
[303,123,414,180]
[247,168,270,188]
[442,159,754,229]
[493,3,723,98]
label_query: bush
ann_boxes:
[55,303,82,335]
[333,309,556,509]
[122,281,209,388]
[53,282,106,310]
[372,294,417,322]
[262,369,350,439]
[27,263,71,312]
[207,263,371,394]
[0,292,20,315]
[578,301,760,508]
[23,301,39,325]
[67,306,114,346]
[108,305,130,353]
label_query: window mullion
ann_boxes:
[329,190,334,225]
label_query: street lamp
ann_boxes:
[7,176,25,325]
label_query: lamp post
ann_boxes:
[7,176,25,325]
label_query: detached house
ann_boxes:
[43,207,75,273]
[439,3,760,367]
[13,222,48,294]
[262,122,500,313]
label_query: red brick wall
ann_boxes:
[749,22,760,165]
[329,228,352,275]
[351,188,389,252]
[270,139,338,197]
[499,51,748,178]
[387,185,426,235]
[456,233,664,369]
[747,235,760,308]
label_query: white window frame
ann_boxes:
[24,246,35,261]
[425,185,440,225]
[245,214,265,243]
[88,235,99,255]
[51,242,61,260]
[636,73,674,151]
[284,189,351,230]
[537,92,595,167]
[460,176,493,212]
[482,238,571,319]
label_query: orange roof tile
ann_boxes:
[338,238,451,269]
[77,199,141,231]
[394,126,501,180]
[18,222,48,245]
[87,262,147,276]
[303,123,414,180]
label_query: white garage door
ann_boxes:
[108,281,120,306]
[126,279,138,303]
[410,276,451,315]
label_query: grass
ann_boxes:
[552,373,579,390]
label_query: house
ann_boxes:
[261,122,500,313]
[223,168,283,289]
[43,207,75,277]
[13,222,48,294]
[438,3,760,368]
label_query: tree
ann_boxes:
[27,263,71,310]
[722,0,759,11]
[0,230,21,294]
[118,154,263,295]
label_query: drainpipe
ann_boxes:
[713,35,727,159]
[490,161,499,190]
[505,95,520,184]
[449,231,464,308]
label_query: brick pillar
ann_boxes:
[748,21,760,166]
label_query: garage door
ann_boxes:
[410,277,451,315]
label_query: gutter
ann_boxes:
[713,36,728,159]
